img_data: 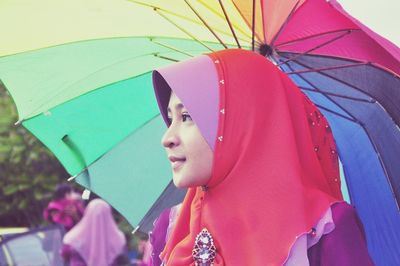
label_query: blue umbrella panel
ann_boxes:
[278,52,400,265]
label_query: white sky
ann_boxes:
[338,0,400,46]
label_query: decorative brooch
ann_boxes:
[192,228,217,266]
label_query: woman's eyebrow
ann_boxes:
[167,103,185,113]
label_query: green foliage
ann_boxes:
[0,84,68,227]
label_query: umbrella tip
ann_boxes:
[132,226,140,235]
[82,189,91,200]
[67,175,77,182]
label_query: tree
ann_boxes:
[0,83,68,227]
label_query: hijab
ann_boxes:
[153,49,343,265]
[63,198,126,265]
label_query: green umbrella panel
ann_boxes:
[0,37,229,228]
[0,37,227,174]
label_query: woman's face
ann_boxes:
[162,92,214,188]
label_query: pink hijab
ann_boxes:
[63,199,126,265]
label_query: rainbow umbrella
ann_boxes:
[0,0,245,233]
[0,1,399,264]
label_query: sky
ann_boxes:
[338,0,399,46]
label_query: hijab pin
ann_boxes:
[219,79,224,85]
[214,59,220,64]
[220,108,225,114]
[218,136,223,142]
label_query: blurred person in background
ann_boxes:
[43,184,85,231]
[61,198,129,266]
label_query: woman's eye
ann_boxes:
[182,113,192,122]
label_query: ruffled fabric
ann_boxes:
[307,202,374,265]
[285,206,335,265]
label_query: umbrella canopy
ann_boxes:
[0,37,219,233]
[0,1,399,264]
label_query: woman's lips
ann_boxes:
[172,160,185,170]
[169,156,186,170]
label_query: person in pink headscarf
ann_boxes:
[61,198,128,266]
[43,184,85,231]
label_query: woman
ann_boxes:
[61,198,128,266]
[151,49,373,265]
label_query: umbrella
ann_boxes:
[0,1,399,264]
[0,37,220,232]
[0,0,246,234]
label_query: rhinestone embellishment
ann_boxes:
[192,228,216,266]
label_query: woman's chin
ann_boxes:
[172,176,186,188]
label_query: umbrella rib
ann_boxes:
[280,54,399,126]
[275,29,361,48]
[138,181,186,231]
[286,62,368,74]
[229,0,263,45]
[299,87,375,103]
[218,0,241,48]
[184,0,228,49]
[67,114,162,182]
[277,30,353,66]
[197,0,252,40]
[130,0,249,45]
[153,53,180,62]
[283,60,400,208]
[182,0,253,43]
[281,59,360,122]
[23,53,159,120]
[307,87,398,208]
[129,0,203,25]
[314,104,357,123]
[361,124,400,210]
[269,0,300,47]
[251,0,256,51]
[155,8,215,52]
[149,38,194,57]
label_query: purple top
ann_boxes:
[149,208,170,266]
[308,202,375,265]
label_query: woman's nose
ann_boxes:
[161,124,180,148]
